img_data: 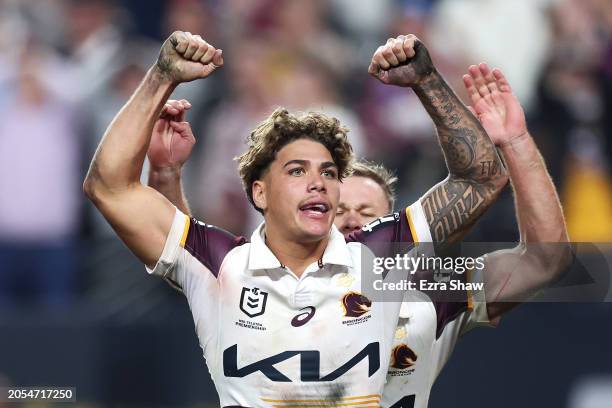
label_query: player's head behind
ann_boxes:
[237,107,353,242]
[335,160,397,239]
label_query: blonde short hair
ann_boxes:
[351,160,397,211]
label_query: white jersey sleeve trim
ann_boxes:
[461,266,498,335]
[145,208,189,278]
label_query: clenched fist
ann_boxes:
[368,34,435,87]
[148,99,196,169]
[155,31,223,84]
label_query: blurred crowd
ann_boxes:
[0,0,611,309]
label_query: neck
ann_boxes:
[264,227,329,278]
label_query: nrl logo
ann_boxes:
[239,287,268,318]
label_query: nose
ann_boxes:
[307,172,326,193]
[341,211,363,234]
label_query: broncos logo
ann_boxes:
[341,292,372,317]
[391,344,418,369]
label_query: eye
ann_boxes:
[336,209,345,215]
[289,167,305,176]
[322,168,337,178]
[361,212,375,218]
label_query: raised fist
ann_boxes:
[368,34,435,87]
[155,31,223,84]
[148,99,196,169]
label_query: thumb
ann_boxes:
[153,118,167,134]
[170,121,194,140]
[212,49,224,67]
[170,120,190,132]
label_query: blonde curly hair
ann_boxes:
[236,107,354,212]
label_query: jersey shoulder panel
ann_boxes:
[183,217,248,278]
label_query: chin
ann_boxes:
[298,220,332,241]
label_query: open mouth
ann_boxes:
[299,202,330,216]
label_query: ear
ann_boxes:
[252,180,267,211]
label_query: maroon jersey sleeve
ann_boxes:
[183,218,248,278]
[347,210,416,255]
[146,210,247,287]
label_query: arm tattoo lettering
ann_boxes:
[422,181,494,243]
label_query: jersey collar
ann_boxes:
[247,223,353,271]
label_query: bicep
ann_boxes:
[92,184,176,267]
[482,246,550,320]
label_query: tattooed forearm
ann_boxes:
[479,160,502,177]
[413,71,505,181]
[414,71,508,245]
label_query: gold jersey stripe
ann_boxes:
[262,394,381,403]
[272,402,380,408]
[466,268,474,310]
[405,206,419,244]
[179,214,190,248]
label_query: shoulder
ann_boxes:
[183,217,249,278]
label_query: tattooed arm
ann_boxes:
[369,35,508,246]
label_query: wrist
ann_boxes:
[500,131,531,151]
[149,165,183,178]
[412,68,440,90]
[149,65,178,88]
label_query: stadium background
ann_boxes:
[1,0,611,406]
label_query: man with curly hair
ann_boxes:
[84,32,513,405]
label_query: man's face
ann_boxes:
[253,139,340,242]
[335,176,390,239]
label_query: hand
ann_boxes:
[148,99,196,169]
[463,63,527,146]
[155,31,223,84]
[368,34,435,87]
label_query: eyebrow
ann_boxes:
[283,160,338,170]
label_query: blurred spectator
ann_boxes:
[532,0,612,241]
[271,0,357,79]
[429,0,554,111]
[0,41,81,308]
[50,0,126,104]
[163,0,222,114]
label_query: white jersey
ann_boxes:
[379,220,495,408]
[380,272,494,408]
[147,203,432,407]
[147,203,491,407]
